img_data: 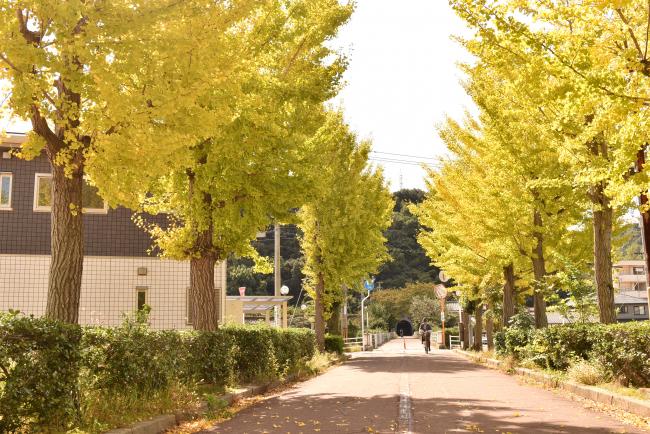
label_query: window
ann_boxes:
[34,173,107,213]
[619,305,628,314]
[0,173,12,209]
[634,305,647,316]
[633,266,645,275]
[136,287,148,311]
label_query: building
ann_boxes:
[614,292,649,322]
[0,133,289,328]
[614,260,647,292]
[613,260,649,322]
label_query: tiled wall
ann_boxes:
[0,254,227,329]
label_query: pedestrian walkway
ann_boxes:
[202,338,647,433]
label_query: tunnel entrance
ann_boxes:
[396,319,413,336]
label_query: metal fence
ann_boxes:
[344,332,394,352]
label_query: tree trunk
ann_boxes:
[472,305,483,352]
[592,194,616,323]
[190,251,218,331]
[327,300,342,335]
[45,162,84,323]
[635,148,650,315]
[342,285,349,339]
[502,264,516,327]
[460,310,470,350]
[532,209,548,328]
[186,163,220,331]
[587,134,616,323]
[486,301,494,351]
[314,273,326,351]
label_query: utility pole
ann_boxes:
[274,224,281,326]
[342,285,349,339]
[361,289,371,350]
[274,224,281,296]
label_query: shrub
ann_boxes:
[592,321,650,387]
[0,312,82,433]
[1,312,316,433]
[324,334,344,354]
[183,330,237,386]
[499,312,536,359]
[271,328,317,374]
[494,330,506,354]
[444,326,459,348]
[81,321,184,394]
[494,320,650,388]
[224,325,278,383]
[526,323,602,370]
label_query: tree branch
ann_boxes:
[616,8,644,59]
[16,9,42,45]
[0,53,21,72]
[643,0,650,59]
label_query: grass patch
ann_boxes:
[598,383,650,401]
[76,383,200,434]
[566,359,610,386]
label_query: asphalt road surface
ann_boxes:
[201,337,647,433]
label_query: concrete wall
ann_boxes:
[0,254,227,329]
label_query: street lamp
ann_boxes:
[361,278,375,351]
[280,285,290,296]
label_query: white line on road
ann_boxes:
[398,357,413,434]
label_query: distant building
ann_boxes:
[614,292,648,322]
[613,260,649,322]
[614,260,647,292]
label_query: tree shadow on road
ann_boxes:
[203,394,640,434]
[346,352,483,375]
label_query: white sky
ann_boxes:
[333,0,475,191]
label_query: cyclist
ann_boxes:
[419,319,432,353]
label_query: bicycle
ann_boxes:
[424,330,431,354]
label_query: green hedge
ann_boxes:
[0,313,82,433]
[495,319,650,387]
[0,313,316,432]
[324,334,344,354]
[272,328,317,373]
[226,326,278,383]
[526,323,602,370]
[592,322,650,387]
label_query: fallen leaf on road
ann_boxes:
[464,423,484,432]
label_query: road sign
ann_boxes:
[434,284,448,299]
[438,270,450,283]
[364,279,375,291]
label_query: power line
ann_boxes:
[371,150,438,161]
[369,157,441,167]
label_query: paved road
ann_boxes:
[202,338,647,433]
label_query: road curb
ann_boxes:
[103,377,292,434]
[454,350,650,418]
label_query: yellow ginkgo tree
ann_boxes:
[0,0,261,323]
[299,112,393,350]
[133,0,354,331]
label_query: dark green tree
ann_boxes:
[377,189,439,288]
